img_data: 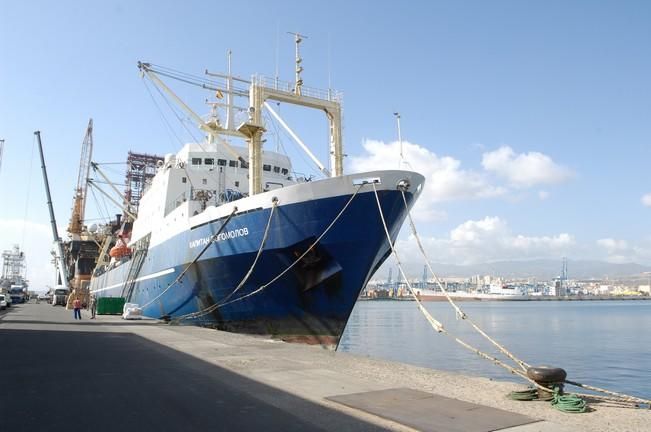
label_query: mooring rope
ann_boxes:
[551,388,588,413]
[150,183,365,323]
[374,184,651,410]
[172,199,278,322]
[400,190,531,373]
[138,206,238,311]
[217,183,366,308]
[564,380,651,407]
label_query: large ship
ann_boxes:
[90,48,424,343]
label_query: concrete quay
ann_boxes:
[0,303,647,431]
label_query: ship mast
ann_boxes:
[0,139,4,175]
[288,32,307,96]
[139,38,345,196]
[394,112,403,167]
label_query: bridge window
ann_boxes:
[217,159,227,166]
[234,181,239,187]
[191,158,202,165]
[263,164,271,172]
[273,166,280,173]
[240,161,248,169]
[182,177,187,183]
[204,158,214,165]
[281,168,288,175]
[229,160,238,167]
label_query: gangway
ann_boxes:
[120,235,150,302]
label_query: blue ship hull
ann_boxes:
[92,186,417,342]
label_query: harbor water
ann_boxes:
[339,300,651,401]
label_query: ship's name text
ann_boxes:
[189,227,249,248]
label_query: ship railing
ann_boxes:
[251,75,343,103]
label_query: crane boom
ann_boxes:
[138,62,248,167]
[68,119,94,237]
[35,131,70,288]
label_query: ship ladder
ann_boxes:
[372,183,651,410]
[120,245,149,302]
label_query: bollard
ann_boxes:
[527,366,567,400]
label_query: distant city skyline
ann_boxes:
[1,1,650,290]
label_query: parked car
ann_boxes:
[0,294,7,310]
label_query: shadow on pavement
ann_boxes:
[0,318,160,327]
[0,328,387,432]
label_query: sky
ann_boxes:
[1,0,650,290]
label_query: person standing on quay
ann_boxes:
[73,297,82,320]
[89,295,97,319]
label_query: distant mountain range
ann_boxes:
[400,259,651,280]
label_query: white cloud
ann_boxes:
[396,216,575,266]
[596,237,651,264]
[351,140,505,201]
[641,193,651,207]
[350,141,573,224]
[596,238,628,252]
[481,146,574,188]
[0,219,59,292]
[349,139,505,221]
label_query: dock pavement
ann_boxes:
[0,302,647,432]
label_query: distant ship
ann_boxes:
[414,287,526,301]
[89,52,424,344]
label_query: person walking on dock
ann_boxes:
[89,295,96,319]
[73,297,82,320]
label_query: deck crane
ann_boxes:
[138,44,344,196]
[68,119,93,240]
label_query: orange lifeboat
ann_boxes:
[109,238,131,258]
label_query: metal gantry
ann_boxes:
[138,37,345,196]
[124,151,164,216]
[1,245,25,283]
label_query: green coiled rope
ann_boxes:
[507,388,538,401]
[551,388,587,413]
[507,387,587,413]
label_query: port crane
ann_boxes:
[36,131,70,289]
[68,119,94,240]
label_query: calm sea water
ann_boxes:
[339,300,651,400]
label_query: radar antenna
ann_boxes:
[288,32,307,95]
